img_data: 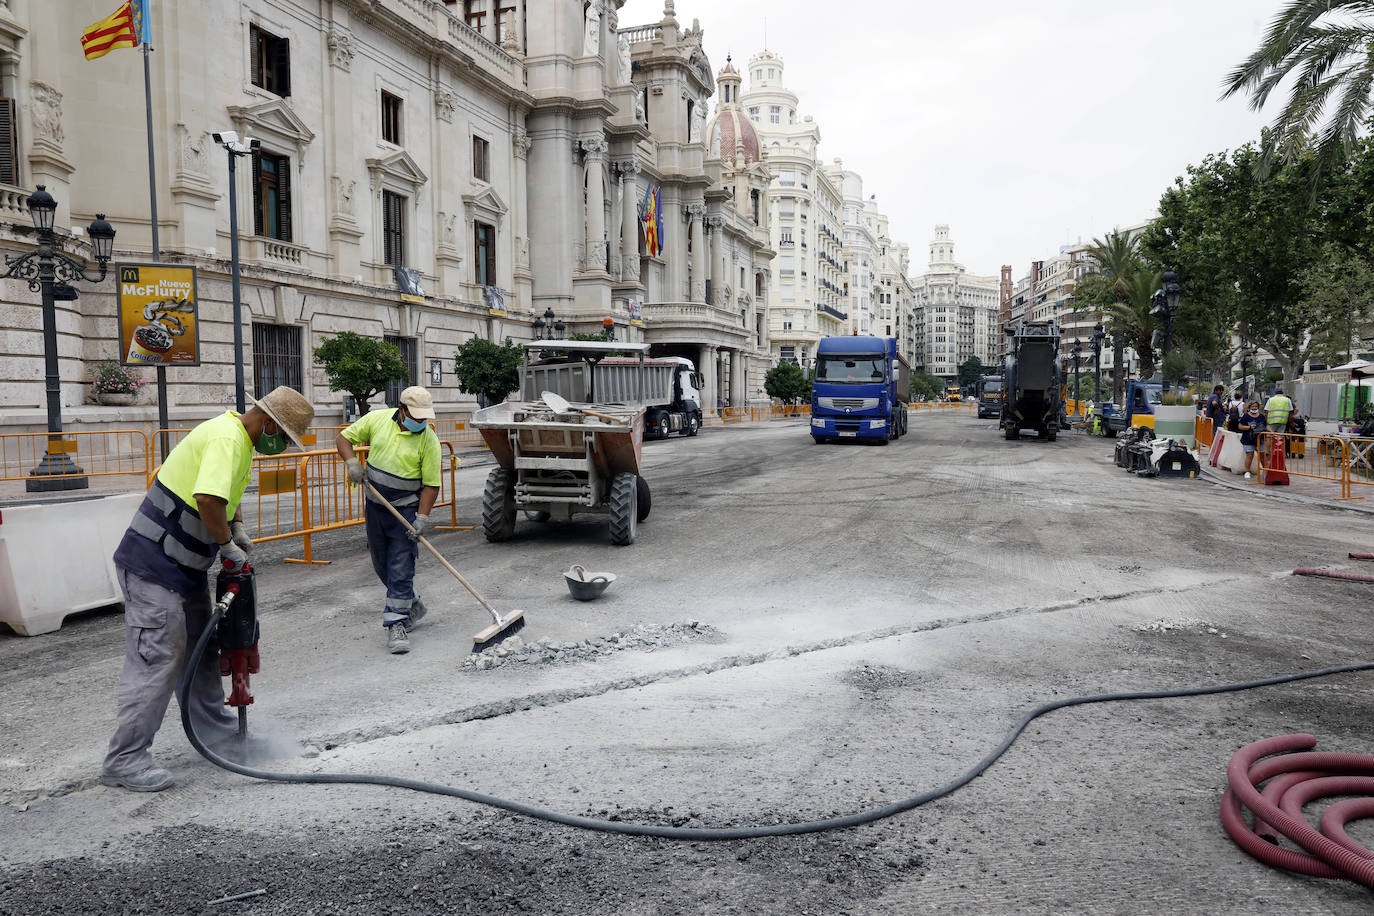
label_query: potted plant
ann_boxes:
[91,360,147,406]
[1154,351,1197,445]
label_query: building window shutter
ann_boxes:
[0,98,17,186]
[275,37,291,97]
[251,153,264,236]
[250,26,261,87]
[276,157,292,242]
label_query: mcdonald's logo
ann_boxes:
[120,266,140,283]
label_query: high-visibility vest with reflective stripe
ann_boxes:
[342,408,440,508]
[113,478,219,596]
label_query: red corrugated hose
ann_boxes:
[1221,735,1374,887]
[1292,568,1374,583]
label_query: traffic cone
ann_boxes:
[1264,435,1289,486]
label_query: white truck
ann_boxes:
[520,341,704,440]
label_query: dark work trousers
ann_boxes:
[104,567,238,777]
[364,499,420,628]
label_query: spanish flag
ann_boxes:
[81,0,148,61]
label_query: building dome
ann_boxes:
[707,57,760,164]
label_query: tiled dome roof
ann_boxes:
[708,107,759,164]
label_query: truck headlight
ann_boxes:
[869,419,886,429]
[811,418,824,427]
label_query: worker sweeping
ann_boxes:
[336,386,441,655]
[102,387,314,792]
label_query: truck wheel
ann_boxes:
[609,473,638,546]
[1004,426,1018,441]
[482,468,517,541]
[636,475,651,522]
[654,414,671,439]
[684,414,700,437]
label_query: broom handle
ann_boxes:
[364,481,501,620]
[580,408,630,424]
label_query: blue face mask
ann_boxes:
[401,416,428,433]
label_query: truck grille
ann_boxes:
[819,397,879,410]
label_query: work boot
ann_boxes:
[387,624,410,655]
[405,598,428,632]
[100,766,174,793]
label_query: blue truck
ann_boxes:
[809,336,910,444]
[1092,380,1164,437]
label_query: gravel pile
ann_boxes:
[461,621,722,671]
[1131,617,1226,636]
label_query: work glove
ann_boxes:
[407,514,431,543]
[229,519,254,554]
[218,539,249,573]
[344,457,365,485]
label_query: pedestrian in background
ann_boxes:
[336,386,441,655]
[1227,390,1244,432]
[103,387,315,792]
[1239,400,1264,479]
[1204,385,1227,429]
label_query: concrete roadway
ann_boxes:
[2,411,1373,914]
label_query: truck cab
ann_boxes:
[977,376,1004,418]
[1094,380,1163,436]
[810,336,910,444]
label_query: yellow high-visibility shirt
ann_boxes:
[343,407,441,488]
[158,410,254,515]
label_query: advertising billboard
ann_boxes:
[116,262,200,367]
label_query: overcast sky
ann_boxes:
[620,0,1287,279]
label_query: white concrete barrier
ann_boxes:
[0,493,139,636]
[1214,430,1248,475]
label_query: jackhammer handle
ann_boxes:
[363,481,500,619]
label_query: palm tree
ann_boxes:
[1103,268,1163,382]
[1222,1,1374,181]
[1084,229,1140,399]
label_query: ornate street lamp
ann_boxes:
[1071,338,1083,407]
[1150,269,1183,392]
[1091,321,1105,403]
[4,187,116,491]
[533,307,565,342]
[212,131,259,412]
[1240,346,1255,400]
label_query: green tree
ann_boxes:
[453,336,523,407]
[910,371,945,401]
[1082,229,1143,399]
[957,356,986,389]
[1222,1,1374,185]
[313,331,409,414]
[1296,245,1374,365]
[764,361,810,404]
[1141,141,1331,382]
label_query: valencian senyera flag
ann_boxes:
[639,184,663,259]
[81,0,150,61]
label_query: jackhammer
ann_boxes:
[213,559,259,739]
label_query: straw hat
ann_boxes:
[248,386,315,449]
[400,385,435,419]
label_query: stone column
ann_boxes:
[512,126,533,305]
[580,136,608,273]
[617,160,640,283]
[699,344,718,416]
[708,216,723,306]
[731,349,744,407]
[687,203,706,302]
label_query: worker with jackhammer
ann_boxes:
[102,387,315,792]
[336,386,441,655]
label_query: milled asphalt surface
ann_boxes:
[3,411,1373,914]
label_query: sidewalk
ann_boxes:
[1199,463,1374,514]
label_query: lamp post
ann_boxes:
[1149,269,1183,393]
[3,187,116,491]
[213,131,260,412]
[532,307,565,342]
[1240,346,1254,400]
[1071,338,1082,407]
[1091,321,1104,403]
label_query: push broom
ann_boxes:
[365,482,526,652]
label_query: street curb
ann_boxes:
[1199,464,1374,515]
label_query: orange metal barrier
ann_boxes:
[1253,432,1363,500]
[1195,416,1214,451]
[0,429,151,486]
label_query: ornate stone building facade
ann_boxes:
[909,225,1001,382]
[0,0,775,434]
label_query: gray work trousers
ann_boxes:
[103,567,237,777]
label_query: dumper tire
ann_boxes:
[636,475,652,522]
[609,473,638,546]
[482,468,517,542]
[1004,425,1018,441]
[1047,428,1058,442]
